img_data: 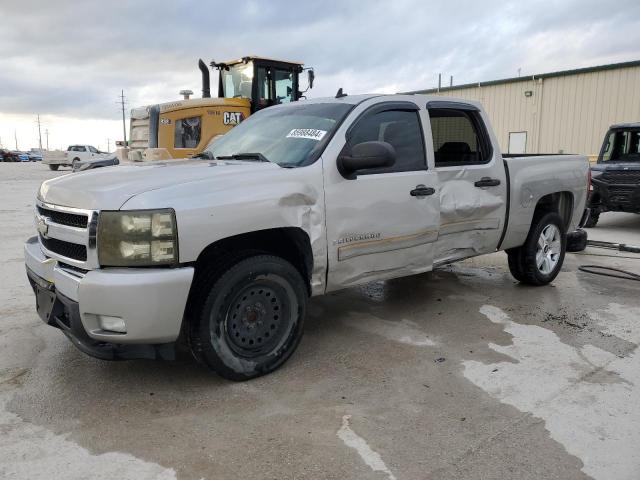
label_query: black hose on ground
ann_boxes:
[578,265,640,281]
[577,240,640,281]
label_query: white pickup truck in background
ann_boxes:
[26,94,590,380]
[43,145,117,171]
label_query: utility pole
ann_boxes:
[36,114,43,150]
[107,138,111,152]
[45,129,49,150]
[118,90,127,146]
[14,129,18,150]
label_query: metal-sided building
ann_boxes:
[408,60,640,159]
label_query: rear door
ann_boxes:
[323,100,440,290]
[426,102,507,264]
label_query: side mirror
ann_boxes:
[307,69,315,89]
[337,141,396,179]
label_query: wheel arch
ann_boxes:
[191,227,313,295]
[533,191,574,231]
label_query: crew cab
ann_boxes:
[586,123,640,226]
[25,94,590,380]
[43,145,117,171]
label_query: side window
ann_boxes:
[602,132,615,161]
[347,109,426,174]
[256,67,273,109]
[429,108,491,166]
[78,146,87,152]
[274,69,294,104]
[89,146,98,153]
[174,116,202,148]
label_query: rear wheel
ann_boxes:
[507,212,566,285]
[190,254,307,381]
[48,164,59,171]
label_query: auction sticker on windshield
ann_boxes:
[286,129,327,141]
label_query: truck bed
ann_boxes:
[500,154,589,250]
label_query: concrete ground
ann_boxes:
[1,162,639,480]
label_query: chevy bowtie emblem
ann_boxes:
[36,215,49,238]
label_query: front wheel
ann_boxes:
[48,164,59,171]
[190,254,307,381]
[507,212,566,285]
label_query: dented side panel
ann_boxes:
[322,97,441,291]
[431,108,508,265]
[122,161,328,296]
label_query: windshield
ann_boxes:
[220,62,254,99]
[203,102,353,167]
[600,129,640,163]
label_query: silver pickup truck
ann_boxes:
[25,94,590,380]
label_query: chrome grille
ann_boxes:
[36,205,88,228]
[39,235,87,261]
[35,200,98,269]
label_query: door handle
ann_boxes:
[474,177,501,187]
[410,185,436,197]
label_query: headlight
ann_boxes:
[98,209,178,266]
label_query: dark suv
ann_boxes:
[587,123,640,227]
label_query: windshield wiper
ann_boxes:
[215,153,270,163]
[191,151,214,160]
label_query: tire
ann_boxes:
[49,164,59,171]
[584,210,599,228]
[567,229,588,252]
[190,254,307,381]
[507,212,566,286]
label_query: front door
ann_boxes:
[323,101,440,291]
[427,103,507,264]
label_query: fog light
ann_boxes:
[98,315,126,333]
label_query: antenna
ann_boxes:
[335,88,347,98]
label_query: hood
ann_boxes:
[592,162,640,173]
[39,159,281,210]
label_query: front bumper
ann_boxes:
[24,236,194,360]
[590,181,640,212]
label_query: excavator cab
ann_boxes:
[212,56,313,113]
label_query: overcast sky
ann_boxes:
[1,0,639,151]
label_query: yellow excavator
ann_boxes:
[126,56,315,161]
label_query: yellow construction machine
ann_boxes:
[126,56,314,161]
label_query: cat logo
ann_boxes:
[223,112,244,125]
